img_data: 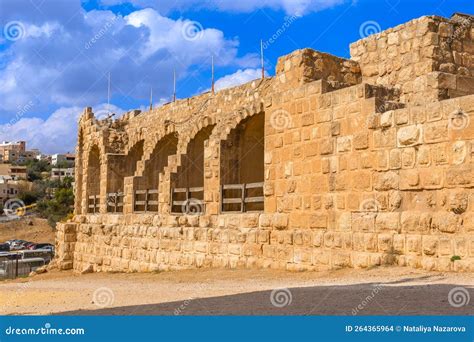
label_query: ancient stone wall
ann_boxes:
[55,14,474,273]
[351,14,474,105]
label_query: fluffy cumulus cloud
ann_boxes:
[214,68,263,91]
[0,0,345,153]
[0,2,241,114]
[99,0,345,16]
[0,0,251,152]
[0,104,125,154]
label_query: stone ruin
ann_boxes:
[56,13,474,273]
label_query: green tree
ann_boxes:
[24,159,52,181]
[37,187,74,228]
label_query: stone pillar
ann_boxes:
[204,136,220,215]
[99,154,108,214]
[54,222,77,270]
[123,176,135,214]
[160,154,178,215]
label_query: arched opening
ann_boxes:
[171,125,215,214]
[107,140,144,213]
[87,145,101,214]
[220,112,264,212]
[134,134,178,212]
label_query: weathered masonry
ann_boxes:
[56,14,474,273]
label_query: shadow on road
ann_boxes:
[59,282,474,316]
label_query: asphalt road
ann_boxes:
[61,281,474,316]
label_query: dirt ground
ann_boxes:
[0,217,55,244]
[1,267,473,315]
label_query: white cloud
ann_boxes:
[26,22,62,38]
[99,0,346,16]
[0,5,241,119]
[0,104,125,154]
[214,68,263,91]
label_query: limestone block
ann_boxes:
[406,235,422,255]
[431,212,460,233]
[373,171,399,191]
[336,136,352,152]
[422,236,438,256]
[397,125,422,146]
[378,234,393,252]
[352,213,376,232]
[375,213,400,232]
[352,252,369,268]
[273,213,289,230]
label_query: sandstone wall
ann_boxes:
[55,14,474,273]
[351,14,474,105]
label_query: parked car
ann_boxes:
[24,242,36,249]
[0,243,10,252]
[33,243,54,251]
[9,240,29,250]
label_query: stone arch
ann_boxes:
[176,115,216,153]
[220,109,265,212]
[170,124,216,214]
[134,133,178,212]
[107,140,144,193]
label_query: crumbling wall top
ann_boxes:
[275,48,361,89]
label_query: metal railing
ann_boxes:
[221,182,264,213]
[0,258,46,280]
[88,195,100,214]
[171,187,205,214]
[106,192,124,213]
[133,189,159,212]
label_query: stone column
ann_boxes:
[203,136,220,215]
[54,222,77,270]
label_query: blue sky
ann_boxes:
[0,0,472,153]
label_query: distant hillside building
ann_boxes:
[51,167,75,181]
[0,141,40,163]
[0,164,27,180]
[51,153,75,166]
[0,179,20,205]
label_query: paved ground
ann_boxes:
[1,267,473,315]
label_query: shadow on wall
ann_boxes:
[60,280,474,316]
